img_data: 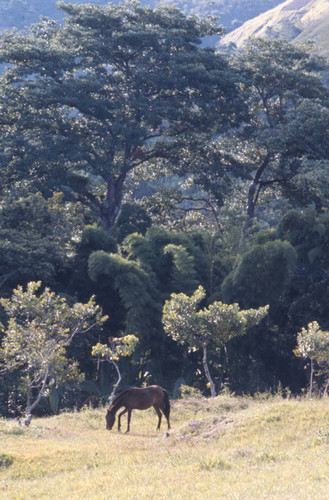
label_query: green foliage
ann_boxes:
[92,335,139,362]
[278,207,329,266]
[0,1,242,232]
[92,335,138,404]
[180,384,203,399]
[68,225,119,312]
[0,192,85,293]
[122,227,214,296]
[222,240,297,310]
[222,38,329,231]
[48,386,60,415]
[163,285,268,394]
[88,250,160,335]
[65,225,123,381]
[294,321,329,398]
[163,285,268,350]
[272,208,329,355]
[0,281,107,421]
[1,3,329,402]
[163,243,199,294]
[87,226,229,389]
[163,285,207,350]
[113,203,151,243]
[75,226,117,258]
[294,321,329,363]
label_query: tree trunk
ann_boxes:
[202,344,216,397]
[108,359,122,407]
[309,358,314,400]
[241,153,271,246]
[24,369,49,426]
[25,386,32,425]
[323,377,329,397]
[101,172,126,234]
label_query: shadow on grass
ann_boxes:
[0,453,14,469]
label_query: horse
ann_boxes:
[105,385,171,433]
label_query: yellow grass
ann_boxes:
[1,395,329,499]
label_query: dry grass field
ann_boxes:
[1,394,329,499]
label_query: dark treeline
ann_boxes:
[1,2,329,417]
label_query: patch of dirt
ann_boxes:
[172,396,250,415]
[175,415,235,441]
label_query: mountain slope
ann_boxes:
[0,0,283,33]
[219,0,329,56]
[294,11,329,53]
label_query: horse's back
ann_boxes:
[119,385,167,410]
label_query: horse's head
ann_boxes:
[106,408,115,430]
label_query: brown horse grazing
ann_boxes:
[106,385,170,433]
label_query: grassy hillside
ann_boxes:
[1,395,329,499]
[295,12,329,54]
[219,0,329,57]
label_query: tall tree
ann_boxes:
[0,2,243,233]
[0,281,106,424]
[294,321,329,399]
[162,285,268,396]
[220,38,329,240]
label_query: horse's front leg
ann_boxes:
[126,409,132,433]
[118,408,127,432]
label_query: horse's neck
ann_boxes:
[110,398,124,414]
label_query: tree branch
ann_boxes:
[178,196,222,232]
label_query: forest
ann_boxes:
[1,1,329,419]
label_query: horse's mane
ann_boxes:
[109,388,131,409]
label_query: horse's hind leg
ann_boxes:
[126,409,132,433]
[163,410,170,430]
[162,402,170,430]
[154,405,162,430]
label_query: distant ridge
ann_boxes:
[282,0,312,10]
[0,0,284,34]
[218,0,329,57]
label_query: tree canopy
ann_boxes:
[163,285,268,396]
[0,281,106,423]
[212,38,329,238]
[1,2,329,414]
[0,1,243,233]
